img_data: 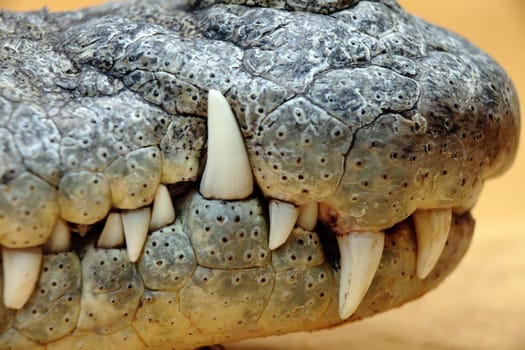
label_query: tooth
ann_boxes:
[337,231,384,320]
[97,212,125,248]
[199,89,254,200]
[121,207,151,262]
[2,246,43,309]
[72,224,90,237]
[149,184,176,231]
[44,218,71,253]
[297,202,318,231]
[413,208,452,279]
[268,200,299,250]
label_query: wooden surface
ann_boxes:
[1,1,524,349]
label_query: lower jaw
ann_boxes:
[0,209,474,349]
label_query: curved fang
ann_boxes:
[297,202,319,231]
[337,231,385,319]
[269,199,299,249]
[413,208,452,279]
[150,184,176,231]
[97,212,125,249]
[122,207,151,262]
[44,218,71,253]
[200,89,254,200]
[2,246,43,309]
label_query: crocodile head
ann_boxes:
[0,0,520,348]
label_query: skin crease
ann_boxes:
[0,0,520,350]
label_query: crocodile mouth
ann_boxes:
[0,0,520,346]
[0,90,476,348]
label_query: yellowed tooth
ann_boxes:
[337,231,384,320]
[413,208,452,279]
[72,224,90,237]
[149,184,175,231]
[97,212,125,248]
[44,218,71,253]
[199,89,254,200]
[2,246,43,309]
[269,199,299,250]
[122,207,151,262]
[297,202,319,231]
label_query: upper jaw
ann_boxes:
[3,0,518,247]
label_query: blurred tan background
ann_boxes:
[1,0,524,349]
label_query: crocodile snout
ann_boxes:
[0,0,520,348]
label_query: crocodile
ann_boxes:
[0,0,520,349]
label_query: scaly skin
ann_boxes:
[0,0,520,349]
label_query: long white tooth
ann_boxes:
[337,231,384,320]
[97,212,125,248]
[297,202,319,231]
[413,208,452,279]
[199,89,254,200]
[44,218,71,253]
[268,200,299,250]
[2,246,43,309]
[122,207,151,262]
[149,184,176,231]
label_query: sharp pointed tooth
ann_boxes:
[97,212,125,248]
[337,231,384,320]
[44,218,71,253]
[122,207,151,262]
[72,224,90,237]
[199,89,253,200]
[2,246,43,309]
[413,208,452,279]
[297,202,318,231]
[149,184,175,231]
[268,200,299,250]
